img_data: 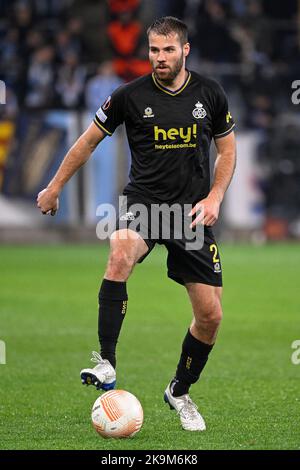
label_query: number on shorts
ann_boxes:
[210,243,219,263]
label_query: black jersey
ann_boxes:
[93,70,235,204]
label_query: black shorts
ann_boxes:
[115,195,223,287]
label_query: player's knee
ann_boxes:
[196,298,223,328]
[211,304,223,326]
[106,249,135,280]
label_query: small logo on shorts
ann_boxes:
[213,262,221,273]
[192,101,206,119]
[120,212,135,221]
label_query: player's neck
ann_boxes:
[156,68,188,92]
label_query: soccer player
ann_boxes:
[37,17,236,431]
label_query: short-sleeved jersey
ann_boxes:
[93,70,235,204]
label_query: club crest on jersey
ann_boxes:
[192,101,206,119]
[143,107,155,118]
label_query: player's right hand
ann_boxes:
[36,188,59,216]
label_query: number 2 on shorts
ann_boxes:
[209,243,219,263]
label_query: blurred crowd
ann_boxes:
[0,0,300,233]
[0,0,153,114]
[0,0,299,122]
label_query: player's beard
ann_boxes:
[153,51,184,86]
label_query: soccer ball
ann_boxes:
[91,390,143,438]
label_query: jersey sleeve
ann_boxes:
[93,85,126,136]
[211,83,235,139]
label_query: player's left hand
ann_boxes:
[189,193,221,227]
[36,188,59,216]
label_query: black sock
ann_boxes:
[98,279,128,369]
[171,329,214,397]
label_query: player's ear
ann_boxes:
[183,42,190,57]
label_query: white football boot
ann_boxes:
[80,351,116,391]
[164,382,206,431]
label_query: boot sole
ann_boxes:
[81,371,116,391]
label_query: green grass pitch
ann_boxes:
[0,243,299,450]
